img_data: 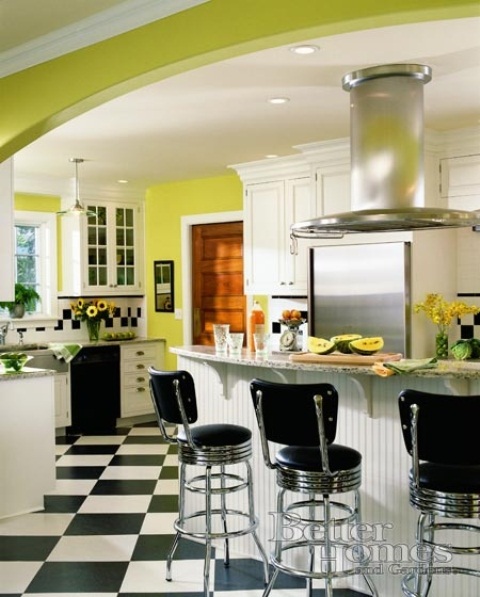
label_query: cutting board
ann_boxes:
[288,352,403,365]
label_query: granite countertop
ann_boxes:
[0,367,57,381]
[170,345,480,379]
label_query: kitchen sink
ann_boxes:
[0,346,68,373]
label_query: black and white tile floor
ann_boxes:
[0,421,367,596]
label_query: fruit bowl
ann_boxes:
[0,352,33,372]
[278,318,306,328]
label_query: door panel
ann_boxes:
[192,222,245,345]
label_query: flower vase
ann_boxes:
[435,331,448,359]
[86,319,101,342]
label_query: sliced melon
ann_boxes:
[350,337,384,356]
[307,336,336,355]
[330,334,363,354]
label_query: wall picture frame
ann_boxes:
[154,260,174,312]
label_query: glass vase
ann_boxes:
[435,330,448,359]
[86,319,101,342]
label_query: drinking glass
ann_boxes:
[253,331,270,357]
[227,332,244,357]
[213,324,230,355]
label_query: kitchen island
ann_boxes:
[170,345,480,597]
[0,368,56,519]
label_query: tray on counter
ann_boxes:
[288,352,403,365]
[101,335,137,342]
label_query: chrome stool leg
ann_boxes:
[220,464,230,567]
[354,491,378,597]
[245,460,270,584]
[166,462,186,582]
[323,494,334,597]
[203,465,213,596]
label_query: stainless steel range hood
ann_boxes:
[291,64,480,238]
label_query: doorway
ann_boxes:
[181,210,244,345]
[192,221,245,345]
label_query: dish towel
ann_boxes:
[48,343,82,363]
[372,357,438,377]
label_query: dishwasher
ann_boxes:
[69,344,120,434]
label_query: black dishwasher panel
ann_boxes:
[69,345,120,434]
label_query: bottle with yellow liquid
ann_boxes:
[247,300,265,352]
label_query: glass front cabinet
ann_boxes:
[61,200,144,296]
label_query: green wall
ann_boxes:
[145,173,243,369]
[2,0,477,162]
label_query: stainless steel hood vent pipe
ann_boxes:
[291,64,480,238]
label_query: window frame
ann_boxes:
[0,210,58,327]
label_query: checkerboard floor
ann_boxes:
[0,421,368,596]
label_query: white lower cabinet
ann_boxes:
[54,373,71,428]
[120,341,165,418]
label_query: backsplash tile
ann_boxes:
[6,297,146,345]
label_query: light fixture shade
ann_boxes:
[57,158,96,217]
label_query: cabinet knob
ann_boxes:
[136,351,145,356]
[136,364,145,370]
[136,376,146,382]
[136,387,146,392]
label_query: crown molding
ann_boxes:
[1,0,209,78]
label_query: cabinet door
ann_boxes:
[315,163,351,216]
[284,177,312,293]
[85,203,143,294]
[62,200,144,296]
[440,155,480,198]
[54,373,71,428]
[244,180,285,294]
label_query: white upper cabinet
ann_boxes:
[440,154,480,199]
[314,162,351,216]
[243,176,311,295]
[232,156,312,295]
[61,199,145,296]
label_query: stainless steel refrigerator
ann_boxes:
[308,241,411,356]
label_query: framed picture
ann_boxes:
[154,260,174,312]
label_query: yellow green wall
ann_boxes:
[15,193,60,212]
[145,173,242,369]
[1,0,477,163]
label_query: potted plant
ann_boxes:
[0,283,41,318]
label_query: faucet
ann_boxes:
[0,323,9,345]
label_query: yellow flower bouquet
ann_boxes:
[71,298,116,341]
[414,293,480,357]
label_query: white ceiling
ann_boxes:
[4,2,480,197]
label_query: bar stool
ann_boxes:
[250,378,378,597]
[398,389,480,597]
[148,367,269,596]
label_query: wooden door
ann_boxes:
[192,221,246,345]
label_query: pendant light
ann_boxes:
[57,158,96,217]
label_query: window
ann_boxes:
[14,224,41,312]
[0,211,57,320]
